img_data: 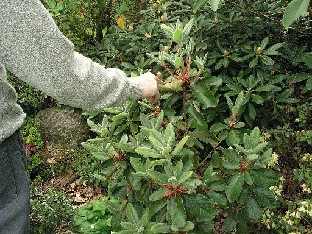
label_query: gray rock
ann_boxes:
[35,106,89,147]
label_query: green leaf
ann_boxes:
[251,94,264,104]
[251,169,278,187]
[113,112,128,121]
[252,142,268,154]
[164,123,175,148]
[225,95,234,110]
[187,103,208,128]
[255,84,281,92]
[151,223,171,233]
[233,122,245,129]
[226,130,240,146]
[245,127,260,149]
[126,203,139,224]
[300,52,312,68]
[283,0,310,29]
[151,159,168,168]
[260,55,275,66]
[249,57,259,68]
[209,181,226,191]
[225,172,244,203]
[168,197,186,228]
[172,136,189,155]
[149,135,164,151]
[248,104,256,120]
[209,0,220,12]
[203,165,213,181]
[226,83,243,92]
[120,221,137,230]
[193,0,209,12]
[193,86,218,109]
[184,194,216,221]
[174,56,183,67]
[202,76,222,86]
[146,171,168,183]
[139,209,151,228]
[260,37,269,50]
[192,130,219,147]
[135,147,163,159]
[223,217,237,233]
[149,188,169,201]
[245,197,263,221]
[178,168,193,184]
[140,113,152,129]
[264,43,284,56]
[208,191,227,206]
[180,221,195,232]
[307,78,312,90]
[182,18,194,37]
[160,24,174,39]
[221,148,240,169]
[232,91,245,114]
[173,28,183,45]
[260,148,273,165]
[210,123,227,133]
[244,172,254,185]
[254,187,277,208]
[149,200,167,216]
[118,224,136,233]
[286,72,310,83]
[193,85,219,109]
[222,158,240,170]
[130,157,145,172]
[87,119,102,135]
[155,111,164,130]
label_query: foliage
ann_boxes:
[30,185,74,234]
[39,0,311,233]
[80,15,295,232]
[74,196,115,233]
[20,118,45,178]
[261,153,312,233]
[7,73,54,116]
[283,0,310,29]
[41,0,152,50]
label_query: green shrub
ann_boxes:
[74,196,116,233]
[30,185,74,234]
[20,118,45,178]
[7,74,52,116]
[42,0,311,233]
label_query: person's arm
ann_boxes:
[0,0,158,111]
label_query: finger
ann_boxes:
[156,71,163,79]
[154,76,165,85]
[149,91,160,104]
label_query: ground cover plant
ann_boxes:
[18,0,312,233]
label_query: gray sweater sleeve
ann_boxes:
[0,0,143,111]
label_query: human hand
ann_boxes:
[137,72,160,104]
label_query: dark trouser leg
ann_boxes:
[0,132,30,234]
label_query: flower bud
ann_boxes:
[223,50,230,57]
[256,47,263,54]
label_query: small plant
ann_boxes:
[74,196,115,233]
[20,118,45,177]
[7,73,53,116]
[30,185,74,234]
